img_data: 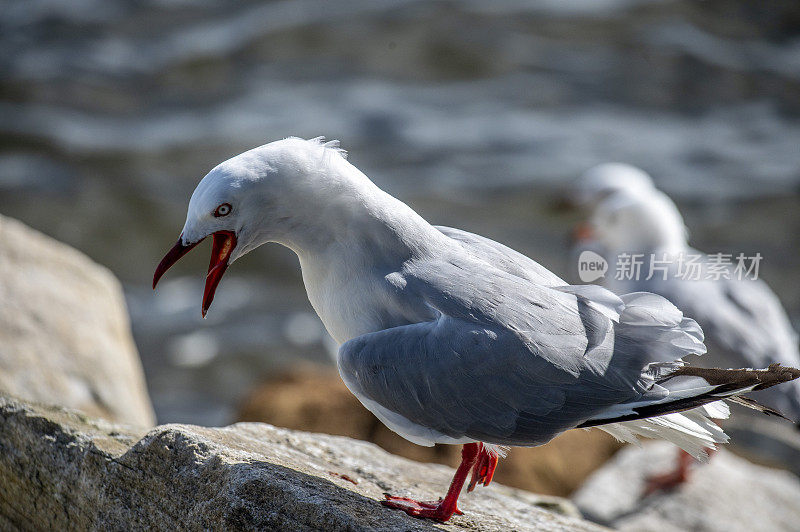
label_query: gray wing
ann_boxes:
[650,276,798,368]
[436,225,566,287]
[339,272,705,447]
[603,248,798,370]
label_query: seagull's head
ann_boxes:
[574,163,655,207]
[568,163,657,245]
[584,188,689,255]
[152,137,352,316]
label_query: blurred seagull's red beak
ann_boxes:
[153,230,238,317]
[571,222,594,243]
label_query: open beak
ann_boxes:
[153,230,238,317]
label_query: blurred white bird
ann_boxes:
[153,139,800,522]
[573,163,800,490]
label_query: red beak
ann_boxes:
[153,230,238,317]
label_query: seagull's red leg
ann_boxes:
[468,444,499,491]
[382,442,483,522]
[643,448,699,496]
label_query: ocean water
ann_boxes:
[2,0,798,424]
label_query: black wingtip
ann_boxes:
[665,364,800,394]
[753,364,800,390]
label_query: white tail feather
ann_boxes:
[596,401,730,460]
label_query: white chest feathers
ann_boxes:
[299,254,432,345]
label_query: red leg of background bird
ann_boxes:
[643,449,697,496]
[382,442,481,522]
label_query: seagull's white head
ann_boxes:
[586,187,689,255]
[153,137,355,316]
[574,163,655,207]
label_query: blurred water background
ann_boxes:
[2,0,798,426]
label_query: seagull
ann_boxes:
[572,163,800,490]
[153,138,800,522]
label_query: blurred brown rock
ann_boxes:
[0,214,155,427]
[237,364,623,496]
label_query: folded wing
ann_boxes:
[338,281,709,448]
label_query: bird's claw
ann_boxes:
[468,445,499,492]
[382,494,462,521]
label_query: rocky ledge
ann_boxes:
[0,395,604,531]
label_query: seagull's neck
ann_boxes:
[280,166,446,264]
[635,221,689,258]
[294,193,444,270]
[274,159,448,343]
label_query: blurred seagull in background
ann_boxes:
[572,163,800,492]
[153,138,800,522]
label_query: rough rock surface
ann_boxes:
[722,411,800,477]
[0,395,605,531]
[573,441,800,532]
[0,214,154,426]
[238,365,623,496]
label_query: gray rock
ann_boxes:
[0,214,154,426]
[0,395,604,531]
[723,411,800,477]
[573,441,800,532]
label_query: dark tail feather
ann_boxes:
[667,363,800,394]
[577,364,800,429]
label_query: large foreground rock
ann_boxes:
[0,395,604,531]
[0,214,154,426]
[573,441,800,532]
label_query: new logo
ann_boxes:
[578,250,608,283]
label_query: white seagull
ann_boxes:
[573,163,800,490]
[154,138,800,522]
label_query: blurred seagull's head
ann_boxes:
[574,163,655,207]
[586,187,689,256]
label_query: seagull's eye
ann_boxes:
[213,203,232,217]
